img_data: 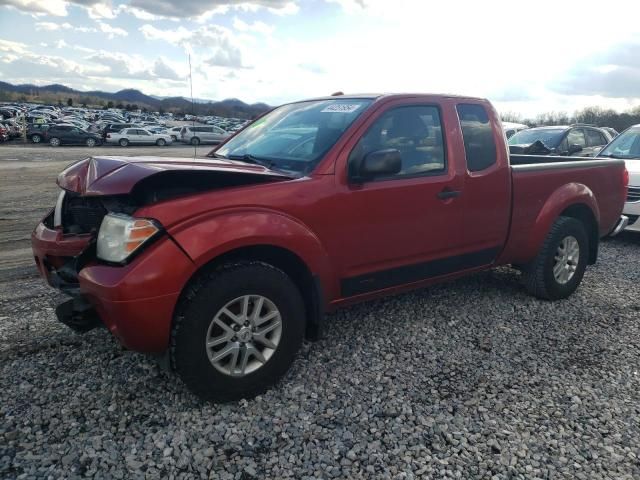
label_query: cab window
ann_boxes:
[456,104,497,171]
[348,105,446,180]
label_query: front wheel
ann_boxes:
[171,262,306,402]
[86,138,96,147]
[156,138,166,146]
[49,137,61,147]
[523,216,589,300]
[31,134,41,143]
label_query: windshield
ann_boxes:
[508,128,565,147]
[599,126,640,159]
[216,98,373,174]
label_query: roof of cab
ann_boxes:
[293,93,490,103]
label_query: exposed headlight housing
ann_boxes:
[97,213,161,263]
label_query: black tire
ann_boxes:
[49,137,61,147]
[523,216,589,300]
[190,137,200,146]
[156,138,166,146]
[171,261,306,402]
[119,138,129,147]
[171,135,177,142]
[31,134,41,143]
[86,138,96,147]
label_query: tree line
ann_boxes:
[501,105,640,133]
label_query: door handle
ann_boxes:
[437,189,461,200]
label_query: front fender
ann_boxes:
[526,183,599,260]
[169,208,335,292]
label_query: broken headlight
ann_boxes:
[96,213,161,264]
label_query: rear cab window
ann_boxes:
[456,104,497,171]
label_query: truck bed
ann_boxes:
[499,154,627,265]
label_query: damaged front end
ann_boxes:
[33,191,135,333]
[33,154,293,336]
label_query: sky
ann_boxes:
[0,0,640,116]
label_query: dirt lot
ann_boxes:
[1,144,640,479]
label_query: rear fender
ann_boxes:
[525,183,599,261]
[170,209,336,298]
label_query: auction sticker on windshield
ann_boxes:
[321,104,361,113]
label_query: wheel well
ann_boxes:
[182,245,323,340]
[560,204,598,264]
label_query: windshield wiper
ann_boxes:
[227,153,275,169]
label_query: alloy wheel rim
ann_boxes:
[205,295,282,377]
[553,235,580,284]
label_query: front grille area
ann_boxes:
[62,194,107,234]
[627,186,640,203]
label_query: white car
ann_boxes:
[502,121,529,139]
[106,128,173,147]
[598,124,640,232]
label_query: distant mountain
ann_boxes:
[0,82,271,119]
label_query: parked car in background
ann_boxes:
[106,128,173,146]
[601,127,619,139]
[27,124,50,143]
[44,125,102,147]
[180,125,230,145]
[502,121,529,138]
[167,126,183,141]
[101,123,139,141]
[508,125,613,157]
[32,93,627,402]
[598,124,640,231]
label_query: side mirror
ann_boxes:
[568,143,583,154]
[352,149,402,182]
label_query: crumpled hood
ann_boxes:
[57,156,293,195]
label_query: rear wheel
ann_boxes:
[31,134,41,143]
[523,216,588,300]
[86,138,96,147]
[171,262,305,402]
[49,137,60,147]
[156,138,166,146]
[190,137,200,145]
[119,138,129,147]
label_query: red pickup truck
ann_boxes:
[32,94,628,401]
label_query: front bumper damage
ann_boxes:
[32,213,194,353]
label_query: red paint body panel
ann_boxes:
[78,237,193,352]
[31,94,627,353]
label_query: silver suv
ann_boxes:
[180,125,229,145]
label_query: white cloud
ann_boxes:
[0,38,29,54]
[152,58,183,80]
[97,21,128,39]
[140,23,246,68]
[35,21,72,30]
[0,0,68,16]
[129,0,296,19]
[233,18,274,35]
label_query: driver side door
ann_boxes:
[329,102,465,297]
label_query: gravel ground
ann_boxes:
[1,146,640,479]
[1,238,639,479]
